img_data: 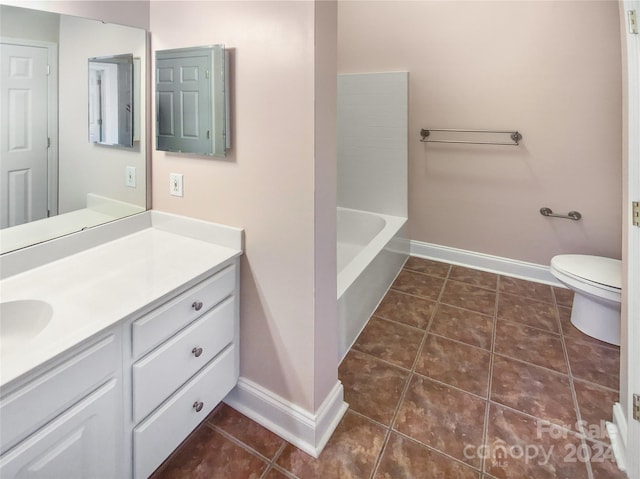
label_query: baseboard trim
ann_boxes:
[224,378,348,458]
[409,240,562,286]
[609,402,628,471]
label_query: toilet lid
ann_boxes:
[552,254,622,289]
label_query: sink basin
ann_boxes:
[1,300,53,349]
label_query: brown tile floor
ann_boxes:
[151,257,624,479]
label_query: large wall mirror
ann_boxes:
[0,4,147,254]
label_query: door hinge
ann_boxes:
[205,70,210,79]
[46,64,50,75]
[47,137,51,148]
[634,394,640,421]
[633,201,640,227]
[629,10,638,34]
[206,130,211,139]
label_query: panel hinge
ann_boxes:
[206,130,211,139]
[47,137,51,148]
[633,201,640,227]
[634,394,640,421]
[629,10,638,34]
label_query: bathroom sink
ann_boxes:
[1,300,53,350]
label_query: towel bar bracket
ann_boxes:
[540,207,582,221]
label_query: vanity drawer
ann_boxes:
[132,296,235,423]
[132,264,235,358]
[133,345,237,479]
[0,333,120,452]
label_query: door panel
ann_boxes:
[0,379,121,479]
[0,43,48,228]
[156,54,211,155]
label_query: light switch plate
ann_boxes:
[125,166,136,188]
[170,173,183,197]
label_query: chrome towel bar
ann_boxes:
[420,128,523,146]
[540,207,582,221]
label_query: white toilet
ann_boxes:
[550,254,622,346]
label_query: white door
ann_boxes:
[0,43,49,228]
[623,2,640,479]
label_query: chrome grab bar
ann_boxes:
[540,207,582,221]
[420,128,523,146]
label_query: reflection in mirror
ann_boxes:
[88,54,133,147]
[156,45,229,157]
[0,4,147,255]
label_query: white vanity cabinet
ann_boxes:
[129,260,240,479]
[0,212,243,479]
[0,332,125,479]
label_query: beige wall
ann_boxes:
[150,0,338,412]
[338,0,623,265]
[313,0,339,407]
[0,5,59,42]
[1,0,150,29]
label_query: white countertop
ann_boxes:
[0,194,145,255]
[0,212,243,388]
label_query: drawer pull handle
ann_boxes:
[192,347,203,358]
[192,301,204,311]
[193,401,204,412]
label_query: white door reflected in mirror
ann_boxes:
[88,54,133,148]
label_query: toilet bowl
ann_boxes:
[550,254,621,346]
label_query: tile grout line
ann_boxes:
[480,274,501,475]
[553,287,595,479]
[496,315,563,336]
[260,442,298,479]
[210,424,300,479]
[206,423,274,466]
[368,263,452,479]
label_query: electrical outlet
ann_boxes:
[169,173,184,197]
[125,166,136,188]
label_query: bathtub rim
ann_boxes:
[337,206,407,299]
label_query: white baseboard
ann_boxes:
[609,402,628,472]
[409,240,563,287]
[223,377,348,458]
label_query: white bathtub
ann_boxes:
[337,207,408,360]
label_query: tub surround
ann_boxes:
[336,72,409,360]
[337,72,408,218]
[0,210,243,388]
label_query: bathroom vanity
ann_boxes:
[0,211,243,479]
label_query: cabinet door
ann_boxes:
[0,379,123,479]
